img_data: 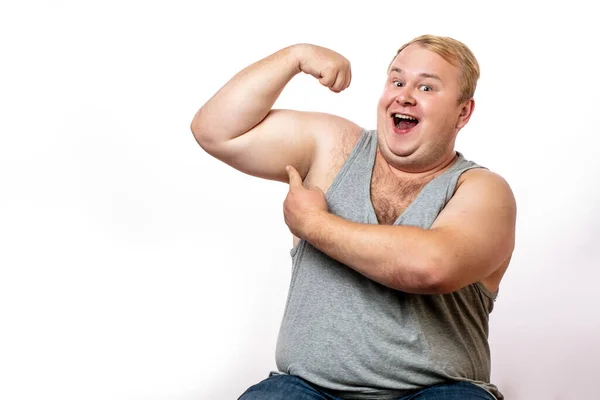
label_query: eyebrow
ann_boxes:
[389,67,442,82]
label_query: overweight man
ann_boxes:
[191,34,516,400]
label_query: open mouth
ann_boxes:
[392,113,419,132]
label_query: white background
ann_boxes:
[1,1,598,399]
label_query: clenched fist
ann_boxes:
[294,44,352,93]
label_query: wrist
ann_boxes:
[302,209,328,242]
[287,43,312,75]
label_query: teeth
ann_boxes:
[393,114,417,121]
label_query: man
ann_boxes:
[191,34,516,400]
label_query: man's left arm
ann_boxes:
[283,166,517,295]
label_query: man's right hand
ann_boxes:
[295,44,352,93]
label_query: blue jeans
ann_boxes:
[238,373,495,400]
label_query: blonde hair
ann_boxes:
[393,34,480,103]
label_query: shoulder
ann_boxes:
[279,110,362,155]
[311,112,363,145]
[455,167,517,217]
[433,166,517,290]
[292,110,361,133]
[458,167,513,193]
[303,113,364,188]
[310,112,364,162]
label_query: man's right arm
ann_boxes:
[190,44,361,183]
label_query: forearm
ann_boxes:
[305,212,445,294]
[191,45,303,145]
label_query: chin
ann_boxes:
[390,148,417,160]
[384,132,418,155]
[380,140,417,160]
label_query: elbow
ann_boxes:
[421,273,456,295]
[399,251,457,295]
[190,117,200,139]
[417,268,451,295]
[419,255,466,295]
[190,113,206,144]
[190,111,217,152]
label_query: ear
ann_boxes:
[456,98,475,129]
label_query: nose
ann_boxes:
[395,87,416,106]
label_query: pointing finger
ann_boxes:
[285,165,303,188]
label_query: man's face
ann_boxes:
[376,44,474,172]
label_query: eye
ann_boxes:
[419,85,433,92]
[393,81,404,87]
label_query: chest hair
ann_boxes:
[370,157,433,225]
[311,133,437,225]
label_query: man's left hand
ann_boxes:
[283,165,328,239]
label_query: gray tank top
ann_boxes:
[274,129,503,399]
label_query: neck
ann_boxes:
[378,150,458,182]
